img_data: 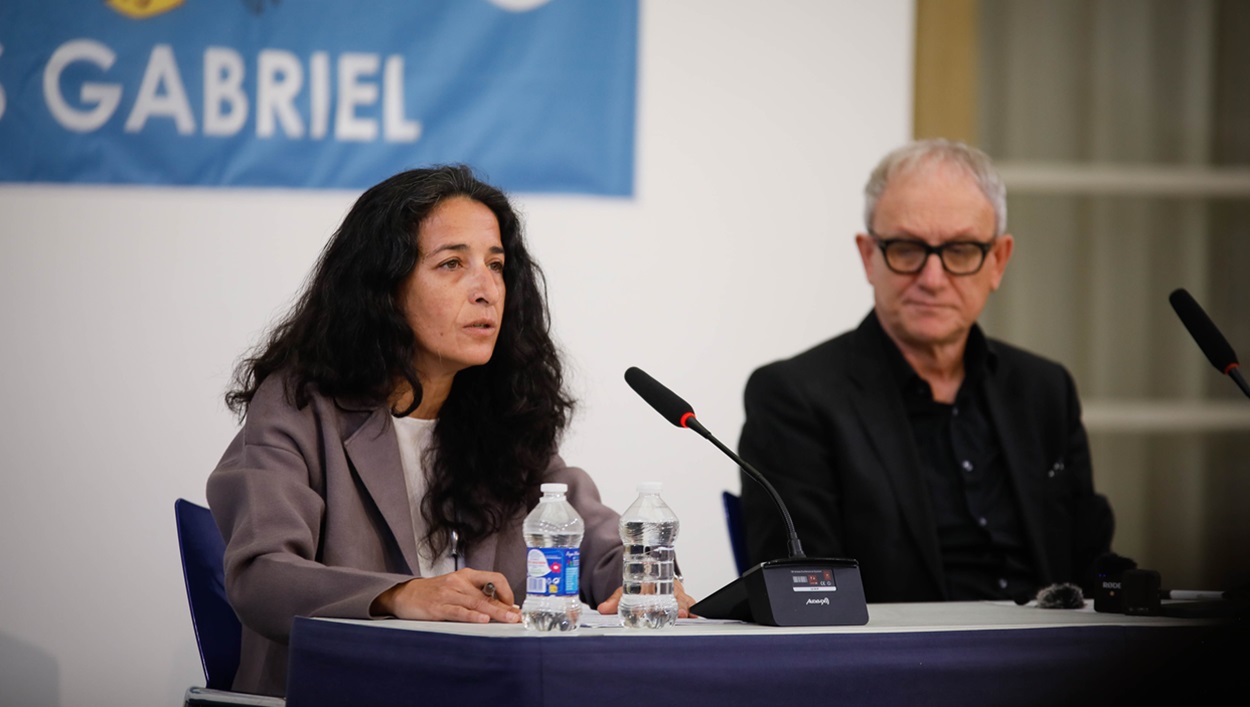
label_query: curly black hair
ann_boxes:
[226,165,573,555]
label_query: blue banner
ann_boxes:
[0,0,637,194]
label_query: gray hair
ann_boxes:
[863,139,1007,237]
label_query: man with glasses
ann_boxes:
[737,139,1114,603]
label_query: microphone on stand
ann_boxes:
[623,367,807,560]
[1169,288,1250,400]
[1163,291,1250,619]
[623,367,868,626]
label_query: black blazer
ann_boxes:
[738,313,1113,603]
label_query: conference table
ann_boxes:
[285,601,1243,706]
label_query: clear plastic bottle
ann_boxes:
[521,483,584,632]
[618,481,680,629]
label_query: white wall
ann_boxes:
[0,2,912,705]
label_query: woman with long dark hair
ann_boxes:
[208,166,679,697]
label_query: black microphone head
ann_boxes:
[624,367,696,428]
[1169,288,1240,374]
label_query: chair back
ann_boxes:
[722,491,751,576]
[175,498,242,692]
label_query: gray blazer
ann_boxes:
[207,376,624,697]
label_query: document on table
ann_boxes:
[579,606,743,629]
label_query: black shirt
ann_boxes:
[868,315,1038,600]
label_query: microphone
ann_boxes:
[1034,583,1086,609]
[623,367,868,627]
[623,366,698,430]
[1169,288,1250,400]
[624,367,804,558]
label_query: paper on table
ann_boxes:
[579,605,745,629]
[580,610,625,629]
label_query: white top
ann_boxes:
[393,415,455,578]
[636,481,663,494]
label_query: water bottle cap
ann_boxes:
[540,483,568,495]
[636,481,663,494]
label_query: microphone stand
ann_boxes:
[680,418,867,627]
[1230,367,1250,401]
[682,416,805,560]
[622,366,867,626]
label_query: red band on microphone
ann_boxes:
[1225,362,1240,376]
[679,411,696,429]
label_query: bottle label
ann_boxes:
[525,547,580,597]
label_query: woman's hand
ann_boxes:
[674,580,698,617]
[595,580,699,618]
[371,568,521,624]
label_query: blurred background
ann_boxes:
[914,0,1250,595]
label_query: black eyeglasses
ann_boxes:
[870,232,997,276]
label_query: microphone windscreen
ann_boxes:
[624,367,695,427]
[1170,288,1239,373]
[1035,583,1086,609]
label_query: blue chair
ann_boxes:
[175,499,285,706]
[722,491,751,576]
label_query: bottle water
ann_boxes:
[618,482,680,629]
[521,483,584,632]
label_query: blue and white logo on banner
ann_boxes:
[0,0,638,194]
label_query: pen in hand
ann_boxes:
[483,582,497,602]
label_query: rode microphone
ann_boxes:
[1169,288,1250,400]
[624,367,868,626]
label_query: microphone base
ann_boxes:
[690,557,869,626]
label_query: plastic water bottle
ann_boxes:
[618,482,680,629]
[521,483,584,632]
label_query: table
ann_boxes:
[285,601,1244,706]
